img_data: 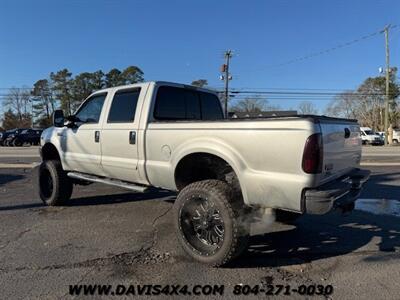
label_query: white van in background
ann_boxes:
[393,129,400,144]
[360,127,383,145]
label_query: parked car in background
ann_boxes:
[11,128,43,146]
[1,128,27,146]
[360,127,383,145]
[377,131,385,143]
[0,129,15,146]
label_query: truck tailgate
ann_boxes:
[318,120,362,184]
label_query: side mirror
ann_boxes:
[53,110,65,127]
[66,115,78,122]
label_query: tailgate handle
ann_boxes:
[344,128,351,138]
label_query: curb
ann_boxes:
[0,163,39,169]
[360,162,400,166]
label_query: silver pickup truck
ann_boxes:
[38,81,370,266]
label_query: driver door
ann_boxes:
[60,93,107,176]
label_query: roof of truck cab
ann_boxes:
[91,81,217,95]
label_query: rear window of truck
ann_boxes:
[153,86,223,121]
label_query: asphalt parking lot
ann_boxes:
[1,146,400,299]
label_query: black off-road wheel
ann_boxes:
[37,160,73,206]
[174,180,249,267]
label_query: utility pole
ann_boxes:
[221,50,233,117]
[384,25,390,146]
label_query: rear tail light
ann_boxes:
[302,133,323,174]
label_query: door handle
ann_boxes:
[95,131,100,143]
[344,128,351,139]
[129,131,136,144]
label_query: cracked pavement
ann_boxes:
[1,166,400,299]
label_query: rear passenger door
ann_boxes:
[100,86,145,183]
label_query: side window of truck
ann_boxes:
[108,88,141,123]
[199,92,223,120]
[154,86,201,120]
[154,86,223,121]
[75,94,106,124]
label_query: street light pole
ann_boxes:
[384,25,390,146]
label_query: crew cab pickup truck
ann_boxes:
[38,81,370,266]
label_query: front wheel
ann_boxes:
[37,160,73,206]
[174,180,249,267]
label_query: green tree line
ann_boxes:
[1,66,144,129]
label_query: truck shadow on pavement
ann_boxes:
[0,202,43,211]
[0,190,175,212]
[230,170,400,268]
[230,210,400,269]
[0,173,25,187]
[361,170,400,200]
[67,189,176,206]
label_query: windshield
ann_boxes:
[364,130,375,135]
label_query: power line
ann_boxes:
[229,90,390,96]
[230,87,355,91]
[247,25,399,72]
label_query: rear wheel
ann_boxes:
[37,160,73,206]
[13,138,22,147]
[393,139,399,144]
[174,180,249,267]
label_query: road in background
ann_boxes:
[0,146,40,168]
[361,146,400,164]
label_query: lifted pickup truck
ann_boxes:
[38,81,369,266]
